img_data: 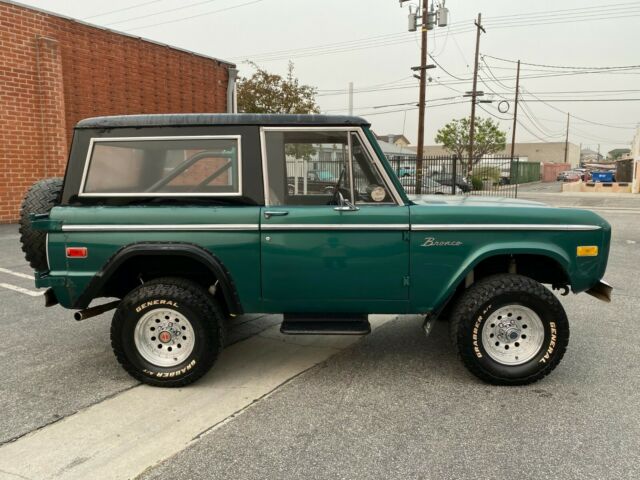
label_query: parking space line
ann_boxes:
[0,267,34,280]
[0,283,44,297]
[0,316,395,480]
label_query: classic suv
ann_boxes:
[20,114,612,388]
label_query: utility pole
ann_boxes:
[467,13,485,175]
[400,0,448,194]
[348,82,353,116]
[414,1,429,194]
[509,60,521,162]
[563,112,570,164]
[510,60,521,197]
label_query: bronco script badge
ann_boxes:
[421,237,463,247]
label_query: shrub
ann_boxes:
[470,176,484,190]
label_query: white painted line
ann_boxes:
[0,283,44,297]
[0,267,34,280]
[0,315,396,480]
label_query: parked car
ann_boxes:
[20,114,611,388]
[430,173,472,192]
[287,169,337,195]
[399,176,462,195]
[397,166,415,177]
[563,171,582,182]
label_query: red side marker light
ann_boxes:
[66,247,88,258]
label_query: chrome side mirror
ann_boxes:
[334,191,359,212]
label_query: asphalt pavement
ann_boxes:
[1,193,639,480]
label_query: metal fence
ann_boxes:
[287,154,539,198]
[387,154,538,198]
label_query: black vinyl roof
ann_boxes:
[76,114,370,129]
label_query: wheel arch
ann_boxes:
[433,244,572,317]
[74,242,243,314]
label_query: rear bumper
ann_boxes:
[586,280,612,303]
[44,288,59,307]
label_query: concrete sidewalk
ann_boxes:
[519,190,640,209]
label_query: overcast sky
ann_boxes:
[17,0,640,153]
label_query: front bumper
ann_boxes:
[586,280,612,303]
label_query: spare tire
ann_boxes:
[19,177,63,271]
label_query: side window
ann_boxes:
[263,130,350,206]
[82,137,240,196]
[350,133,393,204]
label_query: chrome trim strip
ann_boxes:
[79,135,243,198]
[259,127,270,205]
[262,224,410,231]
[260,127,361,132]
[259,127,405,206]
[45,233,50,270]
[410,224,602,231]
[353,129,406,206]
[347,132,355,202]
[62,224,259,232]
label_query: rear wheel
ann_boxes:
[111,278,223,387]
[19,177,63,270]
[450,274,569,385]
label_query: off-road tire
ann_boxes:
[450,274,569,386]
[19,177,63,270]
[111,278,223,388]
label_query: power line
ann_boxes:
[106,0,222,26]
[125,0,264,31]
[82,0,167,20]
[428,54,471,81]
[231,3,640,63]
[482,54,640,71]
[357,100,468,117]
[317,76,413,93]
[323,96,460,113]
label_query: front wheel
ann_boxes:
[111,278,223,387]
[450,274,569,385]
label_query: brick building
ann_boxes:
[0,0,237,222]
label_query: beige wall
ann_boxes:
[501,143,580,167]
[415,142,580,166]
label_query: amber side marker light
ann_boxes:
[66,247,88,258]
[577,246,598,257]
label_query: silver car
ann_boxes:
[400,176,463,195]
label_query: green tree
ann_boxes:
[435,117,507,165]
[237,61,320,114]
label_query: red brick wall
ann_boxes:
[0,1,232,222]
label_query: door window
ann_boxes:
[349,133,393,204]
[263,129,395,206]
[263,130,349,206]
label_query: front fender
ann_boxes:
[410,240,572,313]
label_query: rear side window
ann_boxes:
[80,136,241,196]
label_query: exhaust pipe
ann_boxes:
[74,300,120,321]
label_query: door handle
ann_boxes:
[264,210,289,219]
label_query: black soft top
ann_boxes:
[76,114,370,129]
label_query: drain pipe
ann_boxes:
[226,67,239,113]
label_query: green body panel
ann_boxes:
[260,205,409,313]
[39,206,262,311]
[408,198,610,312]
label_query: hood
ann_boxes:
[408,194,548,208]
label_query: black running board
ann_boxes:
[281,314,371,335]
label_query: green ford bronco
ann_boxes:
[20,114,612,387]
